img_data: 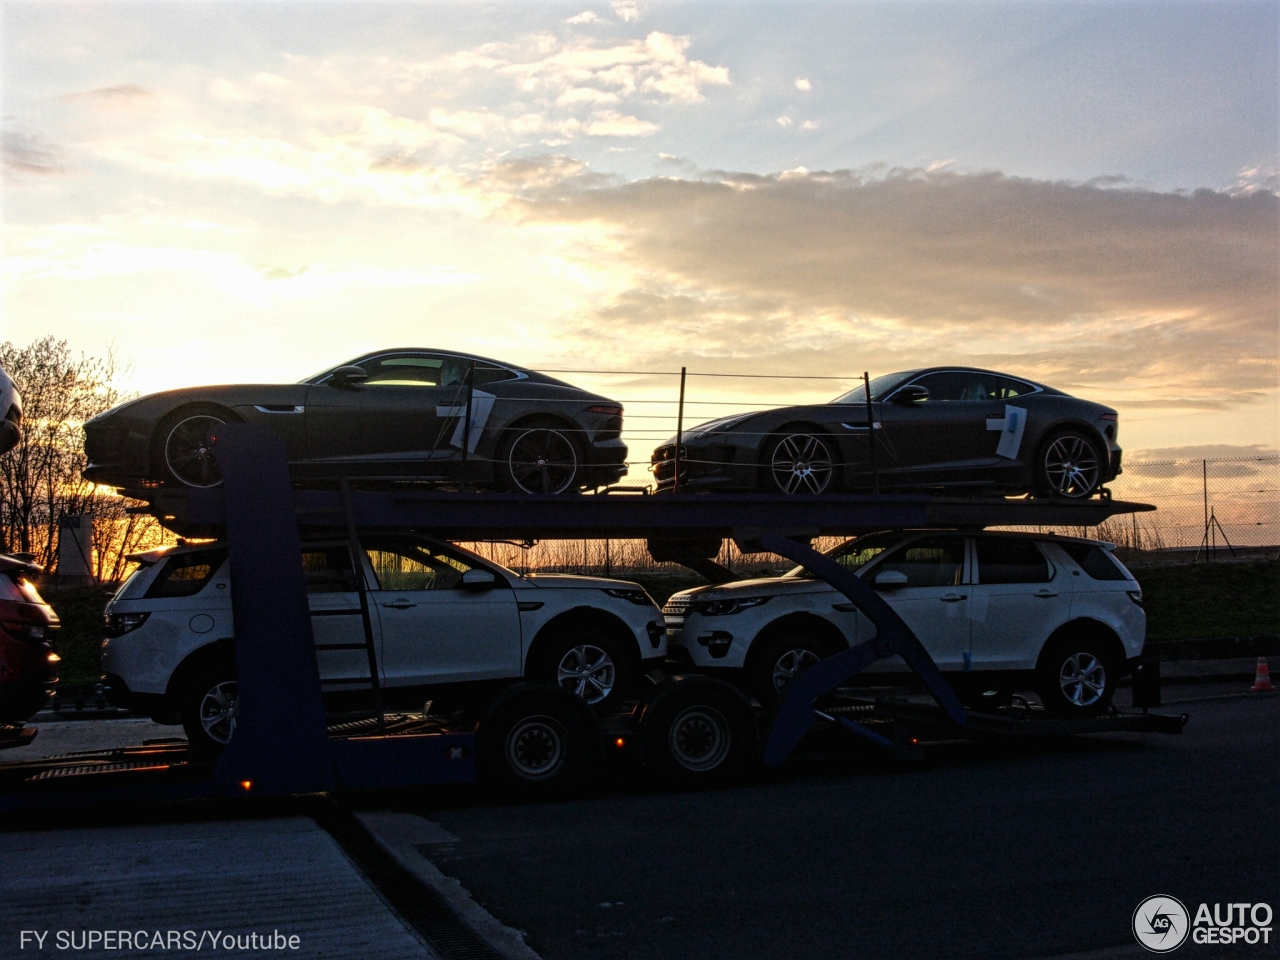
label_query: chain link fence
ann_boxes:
[1100,456,1279,552]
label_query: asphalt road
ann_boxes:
[406,691,1279,960]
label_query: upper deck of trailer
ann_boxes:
[150,486,1153,540]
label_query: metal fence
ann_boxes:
[1092,456,1279,552]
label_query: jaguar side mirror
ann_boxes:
[892,384,929,405]
[459,568,498,591]
[329,365,369,388]
[873,570,909,589]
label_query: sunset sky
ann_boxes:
[3,0,1276,473]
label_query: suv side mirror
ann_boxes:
[873,570,909,589]
[329,365,369,388]
[459,568,497,591]
[892,384,929,405]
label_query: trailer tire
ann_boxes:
[476,685,595,798]
[1035,636,1117,717]
[640,677,757,789]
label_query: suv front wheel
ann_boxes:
[749,632,837,707]
[529,629,634,715]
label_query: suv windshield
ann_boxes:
[786,531,903,578]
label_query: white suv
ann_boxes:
[664,530,1144,717]
[101,534,666,752]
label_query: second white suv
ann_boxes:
[664,530,1145,717]
[101,533,666,753]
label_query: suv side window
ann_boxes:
[975,538,1051,584]
[364,538,475,591]
[145,549,227,599]
[826,531,901,574]
[865,536,966,587]
[301,546,360,593]
[1059,543,1128,581]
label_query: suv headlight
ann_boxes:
[689,596,771,617]
[1,620,46,641]
[602,587,657,607]
[104,612,150,637]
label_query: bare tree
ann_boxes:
[0,337,167,576]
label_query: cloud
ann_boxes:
[794,78,811,91]
[2,130,63,177]
[479,31,729,106]
[54,29,728,212]
[1123,443,1279,477]
[1127,443,1278,463]
[582,111,659,137]
[61,84,152,102]
[3,241,479,301]
[566,11,601,25]
[1229,165,1280,197]
[509,167,1278,408]
[612,1,640,23]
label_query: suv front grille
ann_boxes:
[662,596,691,617]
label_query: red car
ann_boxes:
[0,554,59,723]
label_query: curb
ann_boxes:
[319,804,541,960]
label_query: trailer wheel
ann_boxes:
[1036,637,1117,717]
[640,677,757,788]
[477,686,595,797]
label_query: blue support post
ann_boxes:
[758,533,967,765]
[212,424,335,796]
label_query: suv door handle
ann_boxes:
[381,599,417,610]
[940,593,967,602]
[1033,590,1059,598]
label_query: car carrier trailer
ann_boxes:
[0,425,1183,812]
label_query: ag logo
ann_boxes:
[1134,895,1190,953]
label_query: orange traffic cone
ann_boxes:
[1251,657,1274,693]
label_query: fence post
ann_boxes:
[863,371,879,494]
[1202,459,1209,562]
[673,366,687,492]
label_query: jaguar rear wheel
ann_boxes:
[499,420,583,494]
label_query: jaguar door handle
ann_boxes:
[940,593,967,602]
[381,599,417,610]
[1033,590,1059,599]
